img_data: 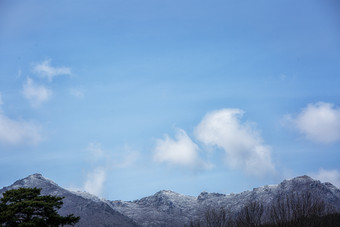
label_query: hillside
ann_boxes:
[1,174,340,226]
[0,174,137,227]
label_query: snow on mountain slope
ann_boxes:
[110,176,340,226]
[0,174,137,227]
[110,190,199,226]
[1,174,339,227]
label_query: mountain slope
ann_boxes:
[0,174,137,227]
[110,176,340,226]
[110,190,199,226]
[1,174,339,227]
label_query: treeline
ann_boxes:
[188,191,340,227]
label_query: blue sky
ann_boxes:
[1,0,340,201]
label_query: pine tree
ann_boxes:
[0,187,79,227]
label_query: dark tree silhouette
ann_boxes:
[188,191,339,227]
[204,207,232,227]
[0,187,79,227]
[268,191,334,226]
[187,207,233,227]
[237,200,264,227]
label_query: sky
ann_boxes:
[1,0,340,201]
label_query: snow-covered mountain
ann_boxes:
[1,174,340,226]
[0,174,137,227]
[110,175,340,226]
[110,190,199,226]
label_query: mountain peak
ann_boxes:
[155,190,178,196]
[280,175,317,185]
[0,173,61,192]
[2,174,340,227]
[0,174,137,227]
[293,175,314,181]
[24,173,58,186]
[28,173,44,180]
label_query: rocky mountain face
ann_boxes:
[1,174,340,227]
[0,174,137,227]
[111,175,340,226]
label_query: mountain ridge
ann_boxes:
[0,173,138,227]
[1,174,340,226]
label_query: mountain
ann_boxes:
[110,190,199,226]
[110,175,340,226]
[1,174,340,226]
[0,174,137,227]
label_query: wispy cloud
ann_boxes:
[32,59,71,82]
[285,102,340,144]
[0,91,42,146]
[153,129,211,170]
[311,168,340,188]
[84,167,107,196]
[195,109,275,176]
[22,77,52,107]
[86,143,139,168]
[82,143,139,196]
[0,112,43,145]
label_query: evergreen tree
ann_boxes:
[0,187,79,227]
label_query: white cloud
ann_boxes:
[195,109,275,176]
[0,112,42,145]
[311,168,340,188]
[82,143,139,196]
[33,59,71,82]
[86,143,139,168]
[84,167,106,196]
[288,102,340,144]
[153,129,210,169]
[22,77,52,107]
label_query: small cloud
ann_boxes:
[22,77,52,107]
[286,102,340,144]
[83,167,106,196]
[69,88,84,98]
[311,168,340,188]
[153,129,211,170]
[0,112,43,145]
[32,59,71,82]
[86,143,139,168]
[195,109,275,176]
[81,143,140,196]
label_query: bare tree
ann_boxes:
[269,193,292,225]
[204,207,232,227]
[237,200,264,227]
[268,191,332,226]
[189,191,337,227]
[186,207,233,227]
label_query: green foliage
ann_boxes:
[0,188,79,227]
